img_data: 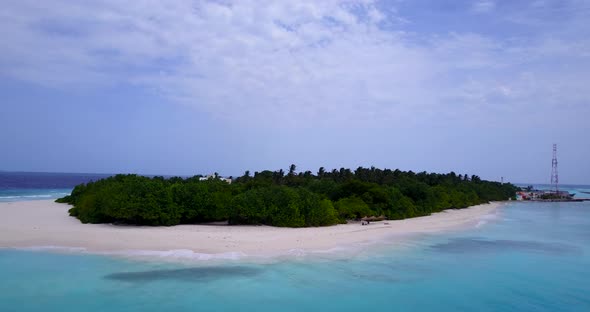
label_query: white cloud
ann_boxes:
[472,0,496,13]
[0,0,589,128]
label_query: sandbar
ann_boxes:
[0,200,503,258]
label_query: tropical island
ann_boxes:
[57,166,517,227]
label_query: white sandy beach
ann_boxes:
[0,200,502,257]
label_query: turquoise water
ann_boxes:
[0,188,72,202]
[1,200,589,311]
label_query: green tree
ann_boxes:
[58,167,518,227]
[334,196,373,220]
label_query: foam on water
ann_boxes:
[0,194,67,199]
[474,209,501,228]
[109,249,248,261]
[6,243,376,266]
[0,190,71,202]
[14,245,87,253]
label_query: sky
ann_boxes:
[1,0,589,184]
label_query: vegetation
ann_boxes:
[57,166,518,227]
[540,192,572,200]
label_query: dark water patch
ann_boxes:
[325,259,433,284]
[0,172,112,189]
[430,237,581,255]
[104,266,261,283]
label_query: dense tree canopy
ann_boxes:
[57,166,518,227]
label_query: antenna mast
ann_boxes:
[550,144,559,194]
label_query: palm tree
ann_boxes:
[318,167,325,178]
[288,164,296,176]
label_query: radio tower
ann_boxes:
[550,144,559,194]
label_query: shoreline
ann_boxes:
[0,200,504,260]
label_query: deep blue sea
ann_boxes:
[0,172,110,202]
[1,173,589,311]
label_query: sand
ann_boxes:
[0,200,502,258]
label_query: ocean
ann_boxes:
[1,173,589,311]
[0,172,110,202]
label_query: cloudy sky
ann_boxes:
[1,0,589,184]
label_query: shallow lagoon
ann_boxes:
[1,200,589,312]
